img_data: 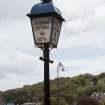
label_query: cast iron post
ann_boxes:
[43,43,50,105]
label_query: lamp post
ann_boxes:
[27,1,64,105]
[57,62,65,105]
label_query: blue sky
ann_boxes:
[0,0,105,91]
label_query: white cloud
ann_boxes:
[0,19,33,51]
[57,0,105,50]
[58,55,105,77]
[0,0,40,19]
[54,0,100,20]
[0,51,44,91]
[0,51,35,76]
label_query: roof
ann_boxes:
[28,2,62,17]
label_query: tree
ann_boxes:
[51,96,68,105]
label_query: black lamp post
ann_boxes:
[27,0,64,105]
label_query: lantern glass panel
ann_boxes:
[31,16,52,44]
[51,17,62,47]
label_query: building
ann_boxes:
[0,95,5,105]
[77,93,105,105]
[6,103,15,105]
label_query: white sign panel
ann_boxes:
[32,17,52,43]
[51,17,61,46]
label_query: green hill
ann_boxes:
[2,72,105,105]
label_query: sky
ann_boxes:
[0,0,105,91]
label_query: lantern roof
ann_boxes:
[27,2,64,21]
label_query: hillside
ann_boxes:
[2,72,105,105]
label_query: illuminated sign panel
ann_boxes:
[32,17,52,43]
[51,17,62,47]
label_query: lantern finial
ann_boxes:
[41,0,52,3]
